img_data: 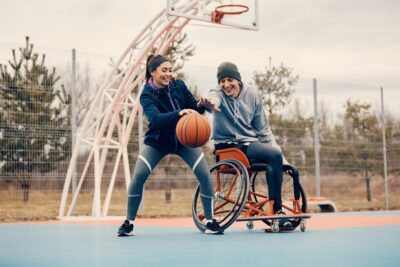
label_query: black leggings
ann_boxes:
[245,142,283,211]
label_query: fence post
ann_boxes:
[70,49,77,214]
[313,78,321,197]
[380,86,389,209]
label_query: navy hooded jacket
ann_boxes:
[140,79,206,152]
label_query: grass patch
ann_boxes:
[1,173,399,222]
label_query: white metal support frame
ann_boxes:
[59,0,253,219]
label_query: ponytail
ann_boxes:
[145,54,155,82]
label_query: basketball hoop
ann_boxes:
[211,4,249,24]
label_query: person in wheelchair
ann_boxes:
[198,61,286,215]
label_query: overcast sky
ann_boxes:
[1,0,400,115]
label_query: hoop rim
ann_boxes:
[214,4,249,15]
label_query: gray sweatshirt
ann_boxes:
[208,84,281,150]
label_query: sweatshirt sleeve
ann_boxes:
[252,91,282,151]
[140,92,180,129]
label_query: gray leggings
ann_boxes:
[126,144,214,221]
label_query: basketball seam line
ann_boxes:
[183,115,189,146]
[195,115,198,147]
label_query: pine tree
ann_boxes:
[0,37,71,202]
[164,33,195,80]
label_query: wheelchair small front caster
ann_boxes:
[300,220,306,232]
[271,220,280,233]
[246,221,254,230]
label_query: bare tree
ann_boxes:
[253,61,299,115]
[344,100,380,201]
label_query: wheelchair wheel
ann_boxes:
[251,165,307,228]
[192,159,249,232]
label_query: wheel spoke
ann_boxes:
[192,159,249,232]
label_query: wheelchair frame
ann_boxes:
[192,148,311,233]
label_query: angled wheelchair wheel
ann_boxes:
[251,165,307,228]
[192,159,249,232]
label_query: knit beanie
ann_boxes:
[217,62,241,83]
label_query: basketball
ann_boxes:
[176,113,211,148]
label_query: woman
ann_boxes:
[199,61,285,215]
[117,55,223,236]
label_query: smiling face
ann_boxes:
[219,77,241,98]
[151,61,173,87]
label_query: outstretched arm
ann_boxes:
[197,97,221,112]
[197,88,222,112]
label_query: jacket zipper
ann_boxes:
[167,90,179,151]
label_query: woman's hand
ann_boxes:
[179,109,198,117]
[197,97,221,112]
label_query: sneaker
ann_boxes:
[117,220,134,236]
[275,209,286,215]
[205,219,224,235]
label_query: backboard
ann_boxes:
[166,0,259,31]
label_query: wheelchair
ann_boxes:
[192,147,310,233]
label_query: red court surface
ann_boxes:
[133,211,400,230]
[29,210,400,230]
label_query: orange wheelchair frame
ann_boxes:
[192,148,311,233]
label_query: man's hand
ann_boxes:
[197,97,221,112]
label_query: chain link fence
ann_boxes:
[0,43,399,221]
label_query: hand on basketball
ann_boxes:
[179,109,198,117]
[198,97,221,112]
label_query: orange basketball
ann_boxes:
[176,113,211,148]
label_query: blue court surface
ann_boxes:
[1,212,399,267]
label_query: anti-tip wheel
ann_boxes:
[246,221,254,230]
[300,220,306,232]
[271,220,280,233]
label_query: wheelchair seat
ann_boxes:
[215,147,270,172]
[248,159,270,172]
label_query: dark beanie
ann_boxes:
[217,62,241,83]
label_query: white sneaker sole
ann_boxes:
[204,229,223,235]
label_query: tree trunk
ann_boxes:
[365,169,371,202]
